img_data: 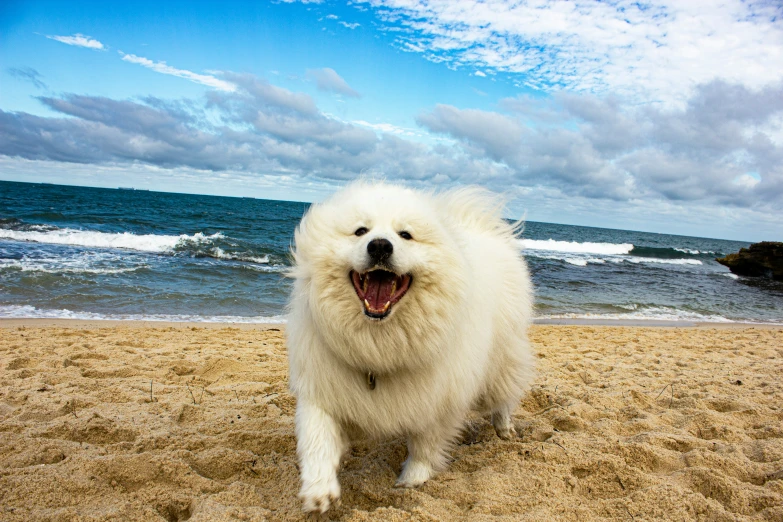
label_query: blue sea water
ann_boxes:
[1,180,781,324]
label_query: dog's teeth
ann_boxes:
[382,301,390,312]
[390,280,396,296]
[363,276,368,293]
[364,299,371,310]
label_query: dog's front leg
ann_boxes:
[396,420,459,488]
[296,399,346,514]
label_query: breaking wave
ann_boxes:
[0,220,280,267]
[0,226,222,253]
[0,249,150,275]
[631,245,722,259]
[208,247,270,265]
[521,239,633,255]
[521,238,704,266]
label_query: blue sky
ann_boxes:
[2,0,782,241]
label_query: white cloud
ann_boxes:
[473,71,486,77]
[416,81,783,208]
[119,53,236,92]
[734,173,761,188]
[3,76,782,239]
[360,0,783,106]
[306,67,361,97]
[46,33,104,50]
[339,21,361,29]
[351,120,418,137]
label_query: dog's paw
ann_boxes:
[492,412,517,441]
[494,424,517,441]
[299,478,341,515]
[395,460,433,488]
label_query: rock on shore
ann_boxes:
[716,241,783,281]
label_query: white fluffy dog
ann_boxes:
[286,181,534,514]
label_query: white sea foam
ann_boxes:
[0,305,288,324]
[0,251,148,275]
[722,273,740,279]
[520,239,633,255]
[624,257,702,265]
[538,306,783,325]
[211,247,270,264]
[0,227,222,253]
[544,256,607,266]
[526,251,702,266]
[519,238,708,266]
[674,248,719,255]
[0,259,143,275]
[537,306,737,323]
[208,248,287,272]
[240,263,288,274]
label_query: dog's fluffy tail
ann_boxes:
[437,187,522,241]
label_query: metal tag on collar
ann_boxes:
[366,371,376,391]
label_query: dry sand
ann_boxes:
[1,321,782,521]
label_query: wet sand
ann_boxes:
[1,321,781,521]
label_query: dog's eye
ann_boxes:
[398,231,413,240]
[354,227,368,237]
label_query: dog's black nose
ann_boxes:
[367,238,393,263]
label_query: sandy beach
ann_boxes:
[1,321,781,521]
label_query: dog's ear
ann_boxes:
[437,187,520,240]
[288,209,316,280]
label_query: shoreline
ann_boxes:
[0,318,285,330]
[1,317,781,330]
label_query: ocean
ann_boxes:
[1,180,781,324]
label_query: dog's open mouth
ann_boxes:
[350,270,412,319]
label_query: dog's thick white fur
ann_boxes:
[286,181,534,514]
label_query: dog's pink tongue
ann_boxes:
[365,271,395,310]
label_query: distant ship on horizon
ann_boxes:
[118,187,149,191]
